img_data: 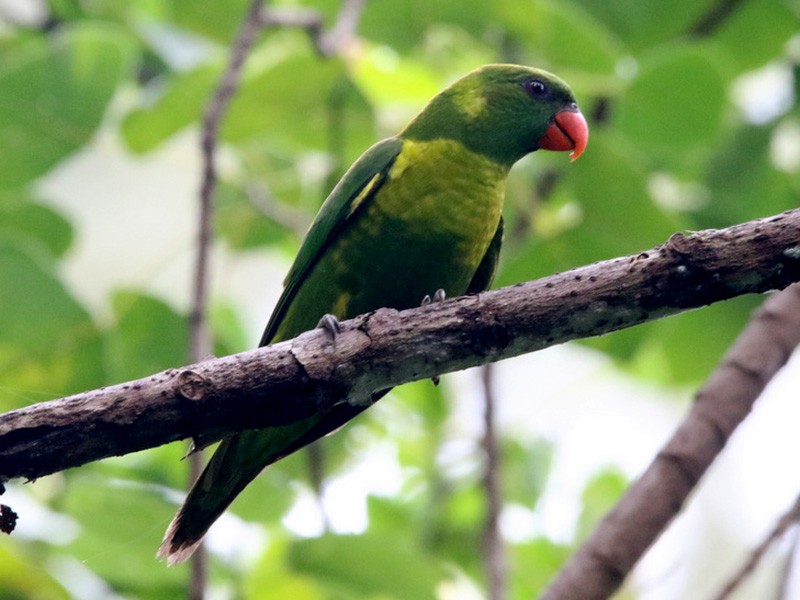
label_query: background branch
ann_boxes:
[261,0,365,57]
[189,2,267,596]
[481,363,507,600]
[713,491,800,600]
[193,0,266,357]
[539,282,800,600]
[1,208,798,484]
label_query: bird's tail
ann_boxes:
[157,397,379,565]
[157,423,315,565]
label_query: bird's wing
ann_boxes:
[466,216,504,294]
[260,137,404,346]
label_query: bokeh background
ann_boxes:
[1,0,799,598]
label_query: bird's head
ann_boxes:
[402,64,589,166]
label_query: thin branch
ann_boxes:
[261,0,365,57]
[712,492,800,600]
[320,0,365,56]
[260,7,323,37]
[481,363,506,600]
[190,2,266,595]
[539,280,800,600]
[306,442,331,532]
[0,209,798,485]
[192,0,266,361]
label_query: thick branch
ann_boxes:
[539,281,800,600]
[0,209,799,482]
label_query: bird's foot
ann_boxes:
[317,313,342,340]
[420,288,446,306]
[420,289,445,386]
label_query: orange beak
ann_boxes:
[537,109,589,161]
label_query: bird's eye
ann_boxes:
[524,79,548,98]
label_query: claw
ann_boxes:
[420,290,446,385]
[421,288,447,306]
[317,314,341,340]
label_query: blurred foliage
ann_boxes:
[0,0,798,598]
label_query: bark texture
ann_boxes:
[0,209,798,483]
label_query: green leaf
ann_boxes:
[215,181,292,250]
[713,0,799,71]
[222,456,298,525]
[126,47,376,162]
[211,300,251,356]
[697,123,795,228]
[289,533,449,600]
[392,378,449,430]
[420,483,484,575]
[225,54,376,163]
[0,244,104,408]
[366,496,416,535]
[581,324,651,364]
[509,537,570,599]
[502,438,554,508]
[633,295,762,385]
[576,468,628,542]
[499,0,623,81]
[360,0,493,51]
[245,535,326,600]
[0,543,69,600]
[614,46,727,154]
[121,64,219,153]
[105,291,187,382]
[60,476,186,596]
[572,0,714,50]
[350,50,446,140]
[0,191,73,259]
[91,443,190,493]
[0,24,135,188]
[167,0,255,43]
[47,0,87,21]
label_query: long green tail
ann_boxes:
[156,399,376,564]
[157,420,315,564]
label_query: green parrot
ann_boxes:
[158,64,588,563]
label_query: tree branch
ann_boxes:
[712,491,800,600]
[539,280,800,600]
[191,3,266,594]
[260,0,365,57]
[481,363,507,600]
[194,0,266,358]
[0,209,798,484]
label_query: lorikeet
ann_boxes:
[159,64,588,563]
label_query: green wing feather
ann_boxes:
[158,138,403,564]
[466,216,504,294]
[260,137,404,346]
